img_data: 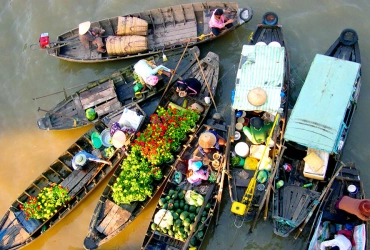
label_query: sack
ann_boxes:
[106,36,148,56]
[116,16,148,36]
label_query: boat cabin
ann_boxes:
[284,54,361,179]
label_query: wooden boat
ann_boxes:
[306,163,368,250]
[0,103,146,250]
[140,123,230,250]
[272,29,362,237]
[36,46,200,131]
[83,51,219,249]
[40,2,252,63]
[227,12,290,231]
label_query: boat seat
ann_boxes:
[96,200,131,235]
[79,80,119,112]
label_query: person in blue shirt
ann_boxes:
[72,150,111,173]
[175,78,202,97]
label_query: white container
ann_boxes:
[237,117,245,124]
[234,131,241,141]
[235,123,243,131]
[235,142,249,158]
[204,96,211,104]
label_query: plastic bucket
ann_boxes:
[91,132,103,149]
[235,142,249,158]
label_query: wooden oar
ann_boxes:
[215,126,231,225]
[159,39,192,100]
[38,107,93,127]
[33,83,90,100]
[294,163,345,239]
[193,52,218,112]
[249,144,286,233]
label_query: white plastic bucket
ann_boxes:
[235,142,249,158]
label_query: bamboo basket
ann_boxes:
[106,36,148,56]
[116,16,148,36]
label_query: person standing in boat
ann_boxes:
[175,78,202,97]
[209,8,234,36]
[79,21,107,53]
[133,59,173,91]
[72,150,112,173]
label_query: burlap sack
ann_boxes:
[106,36,148,56]
[116,16,148,36]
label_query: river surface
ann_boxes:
[1,0,370,249]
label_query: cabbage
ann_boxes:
[154,209,173,228]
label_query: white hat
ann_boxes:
[75,154,87,165]
[79,21,91,35]
[247,87,267,106]
[112,131,126,148]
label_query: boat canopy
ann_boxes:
[284,54,361,153]
[232,44,285,114]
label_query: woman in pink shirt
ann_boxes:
[209,9,234,36]
[186,163,211,186]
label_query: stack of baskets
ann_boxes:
[106,16,148,56]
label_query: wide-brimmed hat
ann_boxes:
[199,132,216,148]
[146,75,158,86]
[247,87,267,106]
[359,200,370,217]
[75,154,87,165]
[79,21,91,35]
[250,117,263,129]
[112,131,126,148]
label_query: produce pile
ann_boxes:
[111,106,200,204]
[150,187,212,246]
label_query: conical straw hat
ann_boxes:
[199,132,216,148]
[79,21,91,35]
[247,87,267,106]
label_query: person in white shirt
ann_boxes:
[133,59,173,91]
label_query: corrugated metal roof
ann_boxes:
[232,45,285,113]
[284,54,361,153]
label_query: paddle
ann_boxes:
[192,51,218,112]
[38,107,93,127]
[33,83,90,100]
[215,126,231,225]
[159,39,192,100]
[294,162,345,239]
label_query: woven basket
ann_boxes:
[106,36,148,56]
[116,16,148,36]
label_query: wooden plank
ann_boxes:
[94,98,122,116]
[79,80,114,100]
[61,163,97,196]
[67,165,100,197]
[96,203,120,234]
[100,200,116,219]
[102,208,131,235]
[81,88,117,110]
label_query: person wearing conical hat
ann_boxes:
[79,21,107,53]
[242,116,273,145]
[72,150,112,173]
[197,130,226,160]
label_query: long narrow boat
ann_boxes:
[307,163,368,250]
[36,46,200,131]
[227,12,290,231]
[39,2,252,63]
[140,123,230,250]
[272,29,361,237]
[0,103,146,250]
[83,51,219,249]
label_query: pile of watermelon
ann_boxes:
[151,187,212,244]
